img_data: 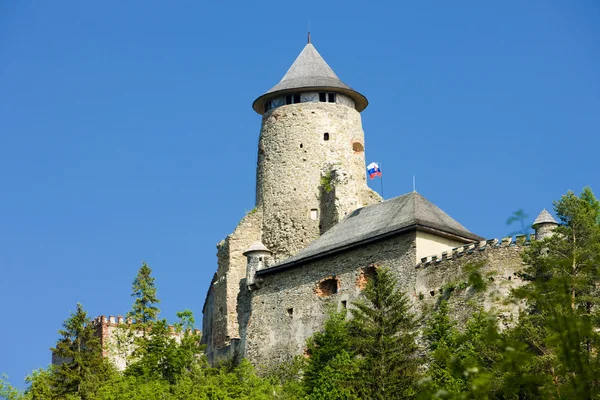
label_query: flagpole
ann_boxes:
[380,162,384,199]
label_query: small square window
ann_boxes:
[293,94,301,103]
[286,95,292,105]
[328,93,336,103]
[310,209,318,220]
[319,92,327,102]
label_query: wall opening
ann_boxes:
[300,143,303,148]
[323,132,329,141]
[310,209,318,220]
[315,276,339,297]
[352,141,364,153]
[356,265,377,290]
[341,300,347,309]
[287,308,293,317]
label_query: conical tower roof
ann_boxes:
[243,240,272,256]
[252,43,368,114]
[532,209,558,228]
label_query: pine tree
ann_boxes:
[349,267,422,399]
[517,187,600,398]
[49,303,112,399]
[127,261,160,336]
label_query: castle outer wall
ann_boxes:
[238,234,530,368]
[239,232,417,367]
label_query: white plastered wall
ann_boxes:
[415,230,467,263]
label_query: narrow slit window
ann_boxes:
[323,132,329,141]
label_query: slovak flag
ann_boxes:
[367,162,382,179]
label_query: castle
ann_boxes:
[200,39,559,367]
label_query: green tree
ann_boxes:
[49,303,113,399]
[126,261,160,336]
[0,374,23,400]
[349,267,422,399]
[302,310,358,399]
[516,187,600,398]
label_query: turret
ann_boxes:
[252,40,380,260]
[532,209,558,240]
[243,240,272,290]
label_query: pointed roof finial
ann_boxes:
[308,31,311,44]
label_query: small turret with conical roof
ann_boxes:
[243,240,272,289]
[532,209,558,240]
[254,39,380,261]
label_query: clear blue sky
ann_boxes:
[1,1,599,387]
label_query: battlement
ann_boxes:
[91,315,200,335]
[417,234,531,269]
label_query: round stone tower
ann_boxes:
[252,40,380,260]
[532,209,559,240]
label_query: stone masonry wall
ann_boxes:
[240,232,416,368]
[239,234,534,368]
[255,102,379,262]
[201,209,262,357]
[415,236,529,329]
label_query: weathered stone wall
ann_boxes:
[236,234,535,368]
[201,210,262,357]
[415,237,528,328]
[256,101,379,262]
[240,232,416,368]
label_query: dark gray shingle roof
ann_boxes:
[252,43,368,114]
[532,209,558,227]
[258,192,483,275]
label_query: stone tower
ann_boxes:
[252,40,380,260]
[202,40,379,362]
[532,208,558,240]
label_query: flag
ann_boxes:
[367,162,382,179]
